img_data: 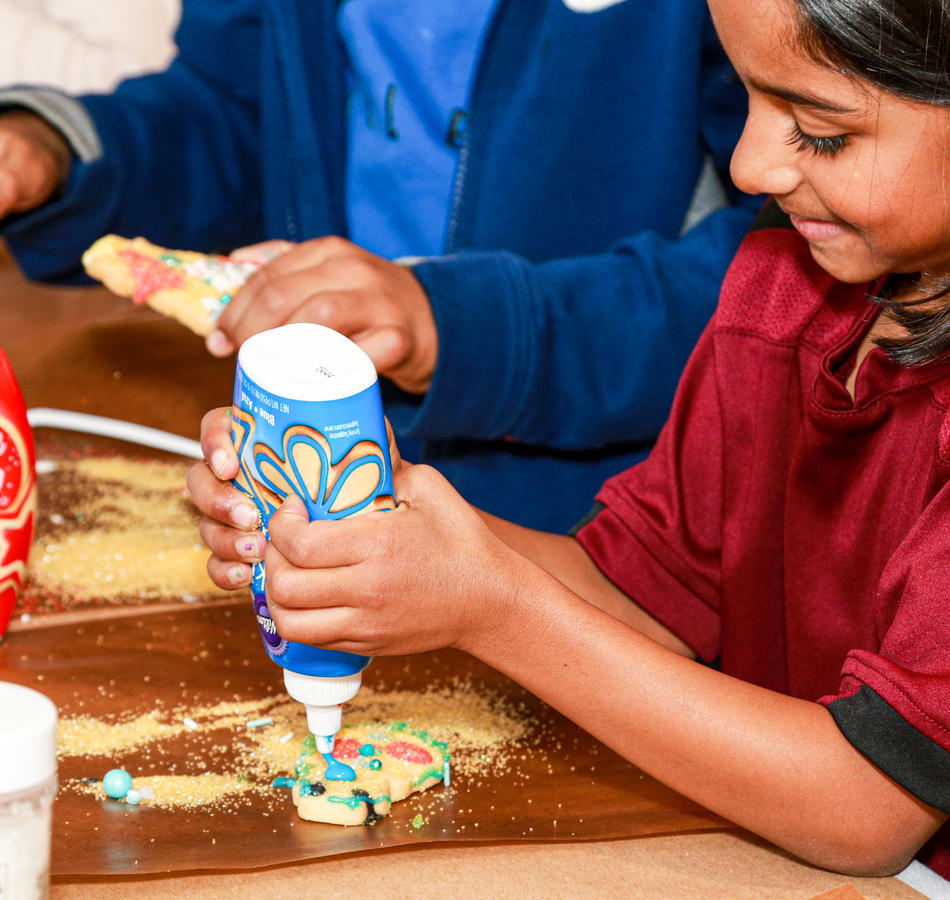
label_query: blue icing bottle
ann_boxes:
[232,324,395,780]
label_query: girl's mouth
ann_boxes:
[788,213,849,244]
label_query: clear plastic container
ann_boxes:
[0,682,57,900]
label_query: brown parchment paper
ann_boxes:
[0,603,729,876]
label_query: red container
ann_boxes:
[0,349,36,638]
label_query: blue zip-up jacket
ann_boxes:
[2,0,757,531]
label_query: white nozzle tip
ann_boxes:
[305,703,343,742]
[281,669,364,745]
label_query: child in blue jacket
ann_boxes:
[0,1,756,530]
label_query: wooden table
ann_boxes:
[0,248,925,899]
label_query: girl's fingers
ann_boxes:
[187,458,260,529]
[265,549,377,612]
[384,417,403,472]
[198,516,263,563]
[198,407,239,478]
[266,494,383,568]
[268,603,370,655]
[206,554,253,590]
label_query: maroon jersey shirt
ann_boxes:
[575,206,950,874]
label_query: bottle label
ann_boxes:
[231,363,392,672]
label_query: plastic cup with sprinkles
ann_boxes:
[0,682,57,900]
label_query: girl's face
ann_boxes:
[711,0,950,284]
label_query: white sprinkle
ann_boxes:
[443,761,451,787]
[279,732,294,744]
[183,718,199,730]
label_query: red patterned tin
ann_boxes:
[0,349,36,638]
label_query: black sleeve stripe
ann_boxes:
[748,198,792,234]
[568,501,606,537]
[828,684,950,814]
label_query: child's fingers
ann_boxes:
[205,554,253,590]
[392,460,457,509]
[269,603,368,654]
[198,516,264,563]
[198,407,239,478]
[383,417,403,472]
[187,459,260,529]
[229,239,294,265]
[267,494,384,568]
[265,558,367,613]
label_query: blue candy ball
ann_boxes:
[103,768,133,799]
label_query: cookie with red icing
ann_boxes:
[82,235,260,336]
[287,722,449,826]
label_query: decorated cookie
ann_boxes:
[284,723,449,826]
[82,235,261,336]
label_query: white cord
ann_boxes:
[26,408,203,459]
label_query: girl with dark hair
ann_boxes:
[189,0,950,879]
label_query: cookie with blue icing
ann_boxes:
[288,722,449,826]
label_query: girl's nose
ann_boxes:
[730,102,802,199]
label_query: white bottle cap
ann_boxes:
[0,682,57,795]
[283,669,363,748]
[238,323,378,402]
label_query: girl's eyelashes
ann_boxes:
[786,121,849,157]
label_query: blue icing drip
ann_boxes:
[321,752,356,782]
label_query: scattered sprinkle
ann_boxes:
[102,768,133,800]
[246,717,273,729]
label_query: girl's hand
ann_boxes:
[187,407,407,590]
[186,406,264,589]
[263,463,528,658]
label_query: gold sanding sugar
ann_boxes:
[72,458,188,494]
[80,774,256,808]
[30,456,232,602]
[59,711,182,756]
[350,681,530,752]
[57,697,287,757]
[59,682,533,809]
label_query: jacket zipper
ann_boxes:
[443,0,508,253]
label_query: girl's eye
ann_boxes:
[786,122,848,158]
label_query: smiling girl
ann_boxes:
[190,0,950,878]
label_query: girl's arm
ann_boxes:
[479,509,695,657]
[188,409,943,876]
[464,554,944,876]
